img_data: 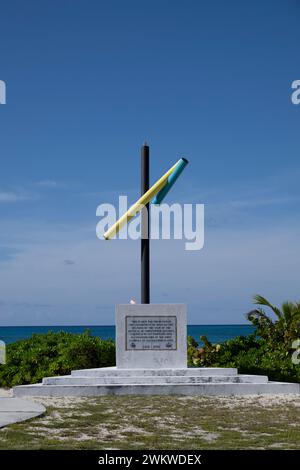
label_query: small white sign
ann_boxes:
[0,340,6,364]
[0,80,6,105]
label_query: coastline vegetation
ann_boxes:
[0,331,115,388]
[188,295,300,383]
[0,295,299,387]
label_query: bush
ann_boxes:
[0,330,115,388]
[188,334,300,383]
[188,294,300,383]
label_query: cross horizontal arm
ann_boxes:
[103,159,180,240]
[152,158,188,205]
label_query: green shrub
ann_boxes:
[188,294,300,383]
[0,330,115,388]
[188,334,300,383]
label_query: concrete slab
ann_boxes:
[13,381,300,397]
[42,374,269,385]
[12,367,300,397]
[0,397,45,428]
[71,367,239,377]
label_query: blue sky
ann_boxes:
[0,0,300,325]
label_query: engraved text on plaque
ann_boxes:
[126,316,177,350]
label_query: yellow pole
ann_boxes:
[103,160,180,240]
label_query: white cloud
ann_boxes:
[228,195,298,209]
[0,181,69,204]
[0,191,32,203]
[1,166,300,325]
[35,180,58,188]
[0,218,300,325]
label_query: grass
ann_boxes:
[0,395,299,450]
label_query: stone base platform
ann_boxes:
[13,367,300,397]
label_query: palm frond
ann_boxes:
[253,295,283,320]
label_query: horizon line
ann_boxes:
[0,323,253,328]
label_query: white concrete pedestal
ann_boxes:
[116,304,187,369]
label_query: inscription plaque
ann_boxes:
[126,315,177,350]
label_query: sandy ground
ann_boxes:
[28,393,300,409]
[1,388,300,406]
[1,391,299,449]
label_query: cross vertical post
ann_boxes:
[141,143,150,303]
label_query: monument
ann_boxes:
[13,145,300,396]
[105,144,189,371]
[105,143,189,371]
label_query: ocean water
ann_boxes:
[0,324,255,345]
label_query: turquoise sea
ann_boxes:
[0,325,255,345]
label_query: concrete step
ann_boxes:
[42,374,269,385]
[13,381,300,397]
[71,367,238,377]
